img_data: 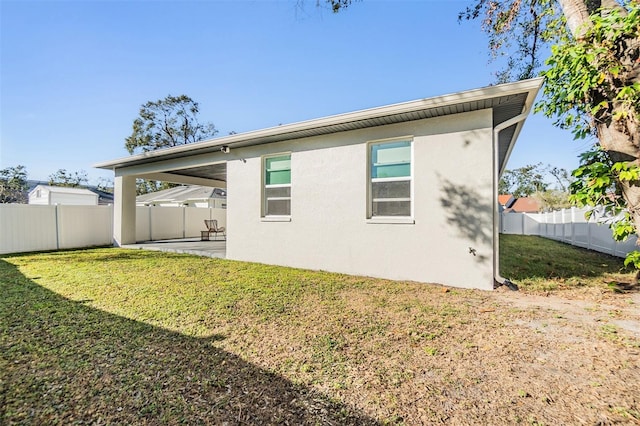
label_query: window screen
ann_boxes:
[370,141,411,217]
[263,154,291,216]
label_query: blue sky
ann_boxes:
[1,0,593,185]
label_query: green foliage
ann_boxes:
[569,146,639,238]
[499,162,549,197]
[0,165,28,203]
[623,250,640,269]
[537,5,640,139]
[458,0,566,82]
[499,163,572,202]
[135,179,177,196]
[125,94,217,155]
[569,146,640,269]
[48,168,89,188]
[532,189,572,211]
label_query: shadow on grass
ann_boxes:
[0,259,378,425]
[499,234,632,282]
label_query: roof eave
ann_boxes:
[95,77,543,170]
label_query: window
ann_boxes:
[369,139,412,217]
[263,153,291,216]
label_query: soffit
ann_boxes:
[95,78,542,179]
[163,164,227,182]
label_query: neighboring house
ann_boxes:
[92,188,114,205]
[96,78,543,290]
[28,185,98,206]
[136,185,226,208]
[498,194,515,210]
[504,197,541,213]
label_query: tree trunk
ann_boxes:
[558,0,640,256]
[557,0,628,36]
[557,0,595,37]
[597,122,640,230]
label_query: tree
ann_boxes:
[499,163,571,196]
[125,95,218,155]
[499,162,572,210]
[499,163,548,197]
[48,169,89,188]
[0,165,28,203]
[96,177,114,194]
[329,0,640,271]
[135,179,176,196]
[533,189,573,211]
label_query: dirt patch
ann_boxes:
[218,284,640,425]
[494,287,640,336]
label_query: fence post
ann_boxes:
[182,206,186,239]
[110,204,114,246]
[55,205,60,250]
[587,216,592,251]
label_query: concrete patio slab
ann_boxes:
[121,238,226,259]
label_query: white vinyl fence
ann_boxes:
[0,204,226,255]
[501,207,638,258]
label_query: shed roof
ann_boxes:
[29,185,97,197]
[95,78,543,182]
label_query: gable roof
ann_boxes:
[95,78,543,182]
[505,197,541,213]
[498,194,515,208]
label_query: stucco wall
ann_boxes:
[226,109,495,290]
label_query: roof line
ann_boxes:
[95,77,543,170]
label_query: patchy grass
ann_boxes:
[2,245,639,425]
[500,234,637,295]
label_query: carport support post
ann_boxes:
[113,174,136,246]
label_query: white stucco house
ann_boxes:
[96,78,543,290]
[28,185,99,206]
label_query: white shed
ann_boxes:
[29,185,99,206]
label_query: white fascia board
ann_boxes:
[95,78,543,171]
[497,79,543,174]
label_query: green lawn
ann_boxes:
[1,238,638,424]
[500,234,635,293]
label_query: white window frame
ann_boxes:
[262,152,292,222]
[367,137,415,224]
